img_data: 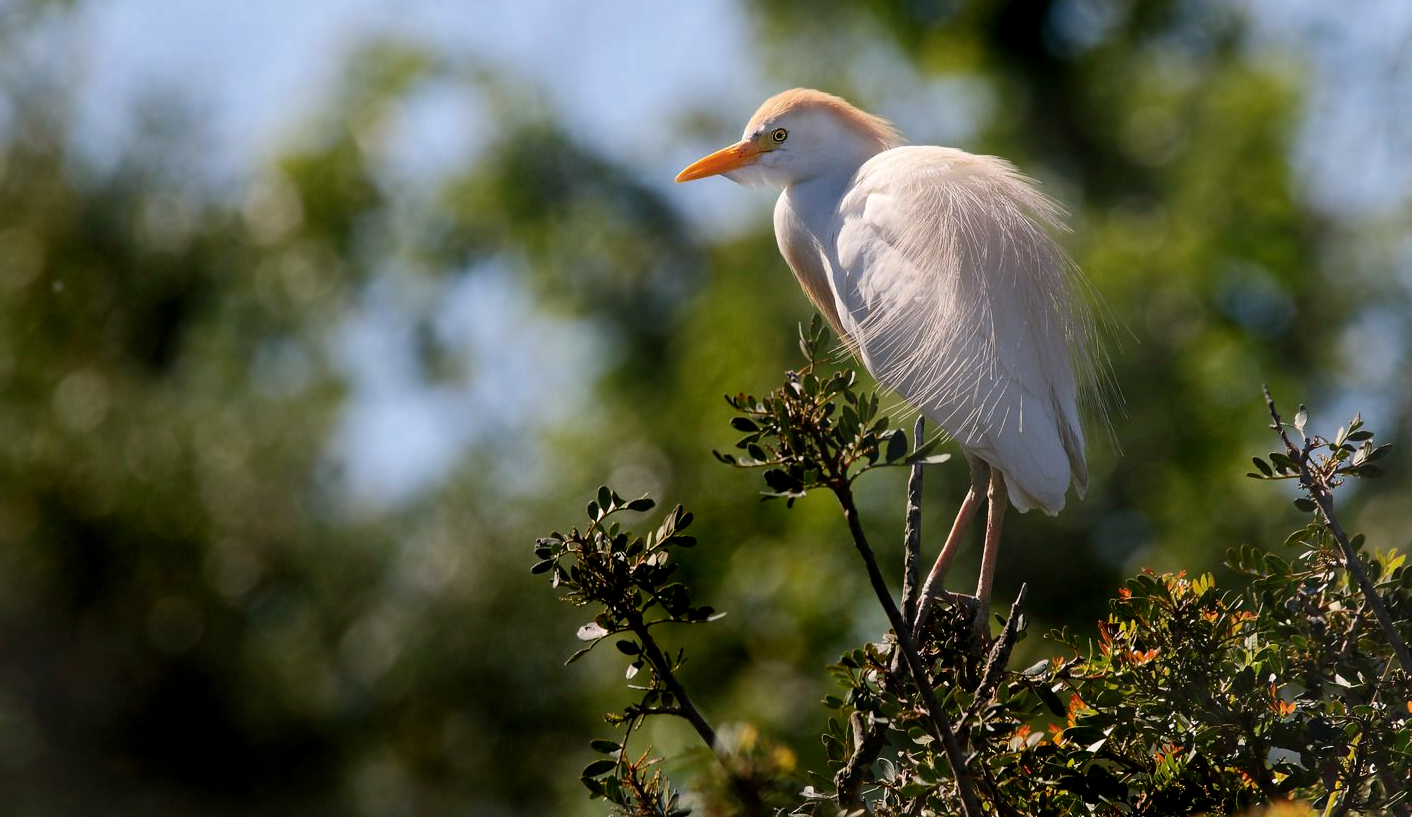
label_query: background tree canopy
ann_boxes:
[0,0,1408,814]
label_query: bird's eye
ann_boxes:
[770,128,788,143]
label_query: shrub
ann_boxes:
[536,320,1411,816]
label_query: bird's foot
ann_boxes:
[936,591,992,655]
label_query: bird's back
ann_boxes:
[810,146,1098,514]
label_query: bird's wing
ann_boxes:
[831,146,1096,514]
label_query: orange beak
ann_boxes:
[675,140,762,182]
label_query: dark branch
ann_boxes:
[1263,387,1412,674]
[901,416,926,624]
[963,585,1028,729]
[834,482,985,817]
[626,611,718,753]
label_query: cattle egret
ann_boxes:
[676,89,1104,628]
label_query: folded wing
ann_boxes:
[831,146,1098,514]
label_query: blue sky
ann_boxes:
[66,0,1412,214]
[51,0,1412,504]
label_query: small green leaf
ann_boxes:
[597,486,613,514]
[1293,497,1317,512]
[589,739,621,754]
[625,496,655,512]
[582,758,617,778]
[615,640,640,656]
[1252,457,1273,477]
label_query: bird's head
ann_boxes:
[676,88,902,189]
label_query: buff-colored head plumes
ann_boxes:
[744,88,903,153]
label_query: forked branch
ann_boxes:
[833,481,984,817]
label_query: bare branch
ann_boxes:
[901,416,926,624]
[963,585,1028,729]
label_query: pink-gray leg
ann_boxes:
[912,454,990,632]
[973,468,1008,633]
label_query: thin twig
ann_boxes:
[1264,387,1412,674]
[979,762,1025,817]
[902,417,926,624]
[624,705,686,718]
[1242,724,1283,802]
[1336,598,1365,659]
[835,483,985,817]
[1367,651,1412,815]
[1312,495,1412,672]
[629,613,772,814]
[1329,728,1369,817]
[962,585,1028,730]
[627,612,718,753]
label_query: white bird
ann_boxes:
[676,89,1104,627]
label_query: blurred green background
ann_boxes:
[0,0,1409,813]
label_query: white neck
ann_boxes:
[784,167,857,236]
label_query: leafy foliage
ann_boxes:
[535,490,719,668]
[1249,409,1392,492]
[542,344,1411,815]
[714,316,950,503]
[535,490,803,816]
[535,491,703,815]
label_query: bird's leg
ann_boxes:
[973,469,1008,636]
[912,454,990,633]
